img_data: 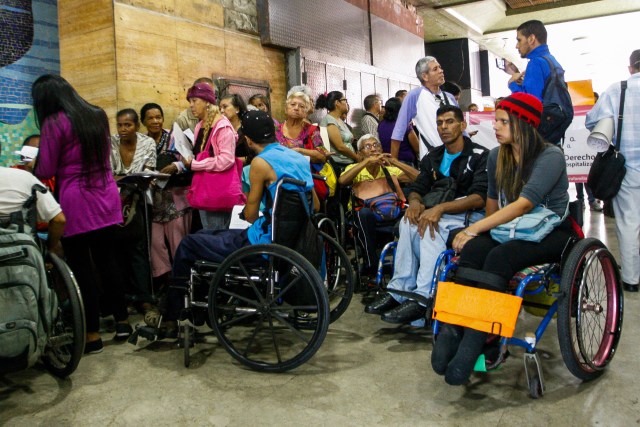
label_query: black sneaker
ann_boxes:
[84,338,104,354]
[114,323,133,341]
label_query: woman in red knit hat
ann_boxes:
[432,92,576,386]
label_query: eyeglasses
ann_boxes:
[361,142,381,151]
[434,94,446,107]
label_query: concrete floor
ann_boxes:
[1,207,637,426]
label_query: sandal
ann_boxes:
[144,308,162,328]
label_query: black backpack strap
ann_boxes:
[615,81,628,151]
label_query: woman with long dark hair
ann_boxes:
[219,93,250,164]
[32,74,130,354]
[433,92,574,385]
[316,91,358,169]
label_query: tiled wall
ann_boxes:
[0,0,60,166]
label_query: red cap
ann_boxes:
[496,92,543,128]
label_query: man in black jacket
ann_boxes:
[365,105,489,325]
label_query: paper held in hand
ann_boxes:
[171,123,194,159]
[229,205,264,230]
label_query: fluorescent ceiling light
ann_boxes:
[444,8,483,34]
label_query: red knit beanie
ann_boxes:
[496,92,543,128]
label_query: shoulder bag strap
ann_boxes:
[381,166,406,202]
[615,81,627,151]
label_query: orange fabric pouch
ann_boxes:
[432,281,523,338]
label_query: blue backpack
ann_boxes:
[538,56,574,144]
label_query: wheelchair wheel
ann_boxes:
[43,253,86,378]
[209,244,329,372]
[319,231,354,323]
[557,238,623,381]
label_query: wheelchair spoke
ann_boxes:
[217,311,258,329]
[266,313,283,364]
[241,316,266,358]
[270,311,312,344]
[281,305,318,311]
[216,286,261,309]
[270,273,304,303]
[236,260,269,306]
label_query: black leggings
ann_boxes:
[432,226,575,385]
[63,225,128,333]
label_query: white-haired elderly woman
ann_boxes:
[339,134,419,277]
[275,91,330,200]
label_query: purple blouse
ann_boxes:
[35,112,122,237]
[378,119,416,164]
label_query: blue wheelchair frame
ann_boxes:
[430,242,623,398]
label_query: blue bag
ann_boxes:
[356,192,404,222]
[490,206,562,244]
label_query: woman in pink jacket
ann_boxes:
[183,83,245,230]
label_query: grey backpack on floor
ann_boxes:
[0,187,57,373]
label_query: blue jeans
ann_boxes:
[387,211,484,303]
[575,183,595,204]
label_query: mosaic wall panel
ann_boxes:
[0,0,59,166]
[288,49,420,129]
[370,15,424,77]
[343,68,361,125]
[374,75,389,100]
[259,0,370,65]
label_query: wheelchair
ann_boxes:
[137,177,354,372]
[0,184,85,378]
[429,209,623,398]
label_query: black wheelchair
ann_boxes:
[136,178,354,372]
[429,212,623,398]
[0,184,85,378]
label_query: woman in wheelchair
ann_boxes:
[161,110,314,333]
[338,134,418,276]
[433,92,577,385]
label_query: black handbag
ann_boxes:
[422,177,457,208]
[587,81,627,201]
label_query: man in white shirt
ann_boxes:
[390,56,458,162]
[0,166,65,253]
[585,49,640,292]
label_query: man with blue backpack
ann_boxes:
[505,19,574,146]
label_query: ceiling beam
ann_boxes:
[505,0,600,16]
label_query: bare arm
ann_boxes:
[292,147,327,163]
[47,212,66,254]
[245,157,273,223]
[386,157,419,183]
[407,129,419,156]
[452,196,534,252]
[327,125,358,161]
